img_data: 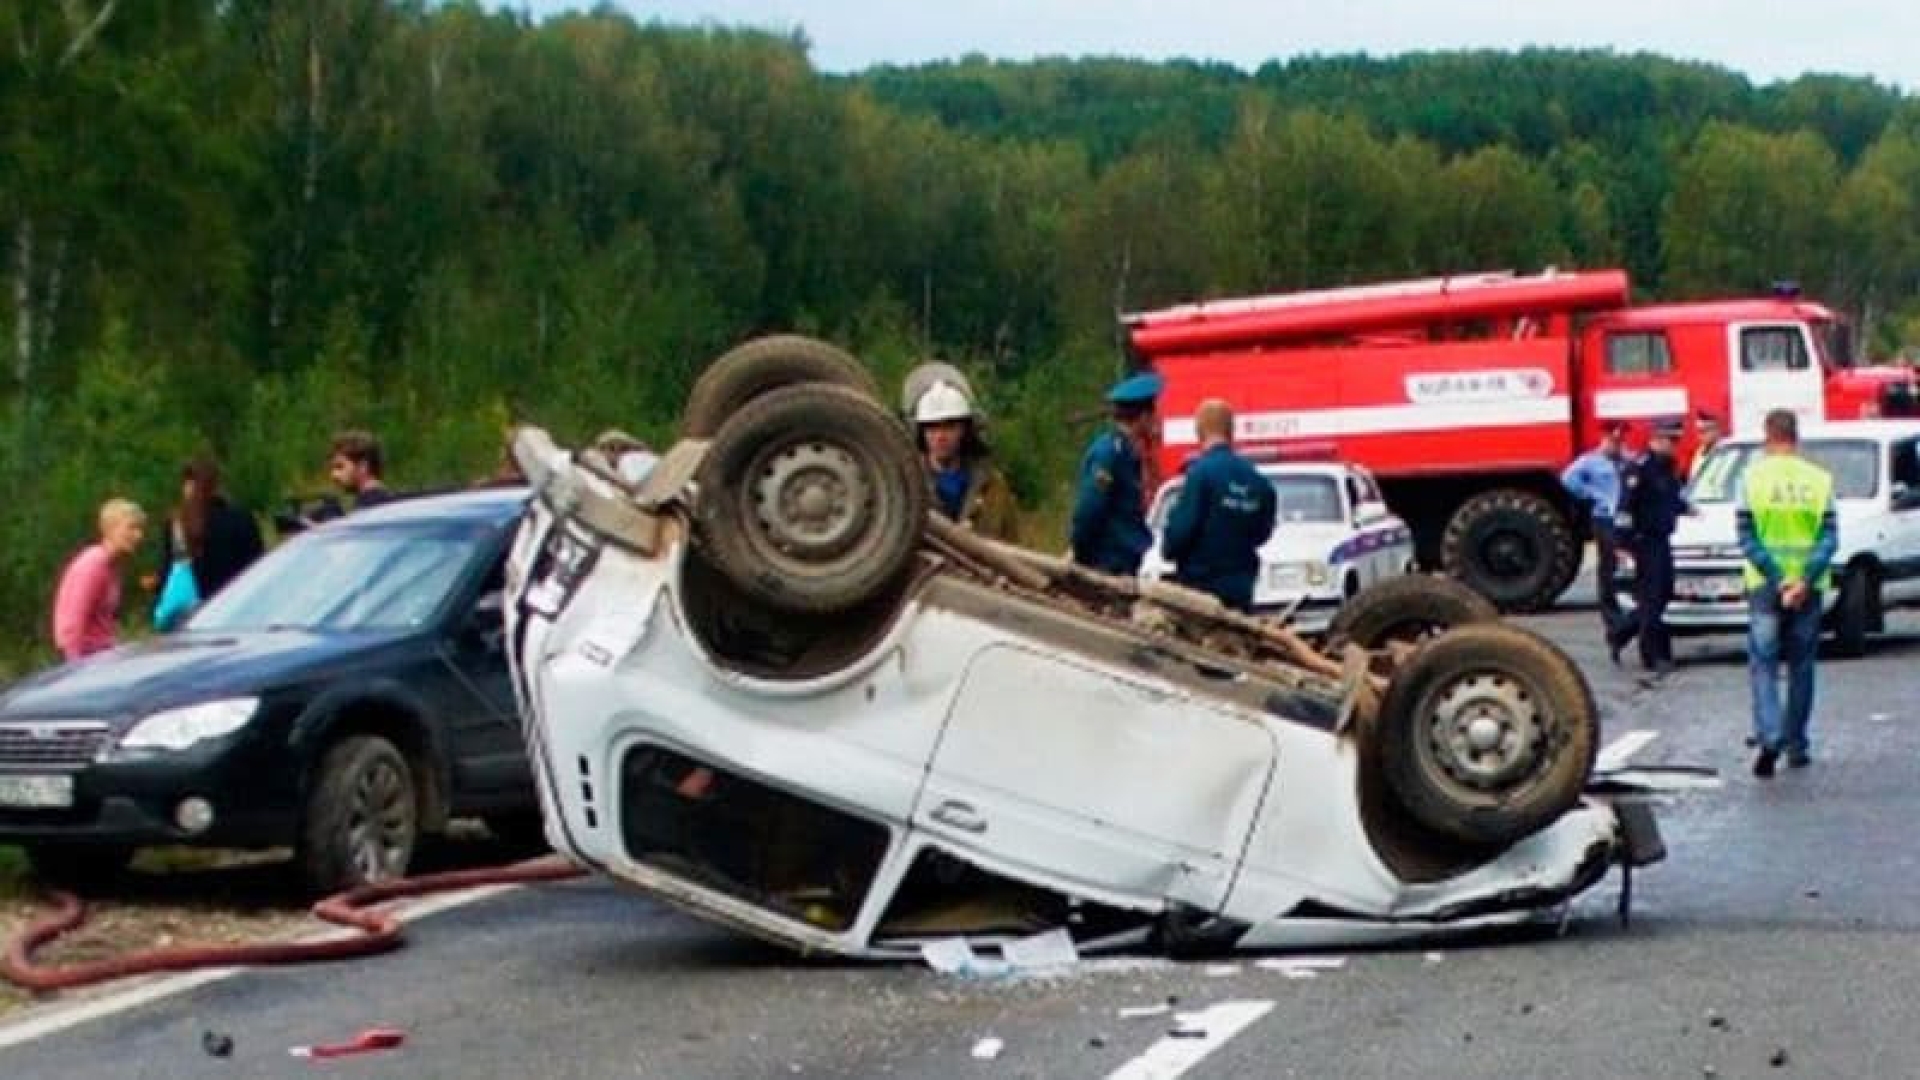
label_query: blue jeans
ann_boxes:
[1747,587,1822,755]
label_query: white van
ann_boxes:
[1612,419,1920,655]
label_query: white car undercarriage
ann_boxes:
[504,336,1680,960]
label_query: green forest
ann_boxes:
[6,1,1920,665]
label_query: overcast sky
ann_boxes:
[520,1,1917,88]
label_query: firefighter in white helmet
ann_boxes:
[911,379,1020,544]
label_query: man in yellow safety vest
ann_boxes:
[1737,409,1838,778]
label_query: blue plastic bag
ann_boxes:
[153,559,200,631]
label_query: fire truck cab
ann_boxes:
[1126,270,1917,612]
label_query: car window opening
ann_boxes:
[874,847,1149,942]
[619,746,889,932]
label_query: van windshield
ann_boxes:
[1687,439,1879,504]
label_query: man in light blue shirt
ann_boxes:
[1561,420,1630,651]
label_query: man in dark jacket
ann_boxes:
[1070,372,1162,575]
[1611,418,1691,676]
[1162,399,1277,612]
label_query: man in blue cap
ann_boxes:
[1070,371,1163,575]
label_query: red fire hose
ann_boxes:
[2,856,586,993]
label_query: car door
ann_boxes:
[438,546,531,800]
[1880,435,1920,606]
[912,643,1276,913]
[1728,323,1825,431]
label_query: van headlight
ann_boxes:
[120,698,259,752]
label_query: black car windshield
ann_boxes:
[1688,438,1879,504]
[189,521,493,632]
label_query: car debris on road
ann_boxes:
[503,334,1701,962]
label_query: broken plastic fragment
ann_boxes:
[1003,928,1078,971]
[1118,1004,1172,1019]
[921,938,1008,978]
[971,1037,1004,1060]
[1203,963,1241,977]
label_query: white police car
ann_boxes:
[1141,456,1415,630]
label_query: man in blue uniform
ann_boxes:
[1070,372,1162,575]
[1161,399,1278,611]
[1561,420,1630,645]
[1611,417,1691,676]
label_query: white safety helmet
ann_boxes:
[914,381,974,425]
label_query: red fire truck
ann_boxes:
[1125,269,1919,611]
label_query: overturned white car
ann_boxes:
[504,336,1670,959]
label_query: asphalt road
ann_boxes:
[5,593,1920,1079]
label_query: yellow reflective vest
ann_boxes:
[1740,452,1835,590]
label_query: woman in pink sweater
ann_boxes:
[52,498,147,661]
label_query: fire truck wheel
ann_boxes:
[1440,489,1574,613]
[682,335,881,439]
[1325,574,1498,652]
[1376,622,1597,848]
[694,383,929,615]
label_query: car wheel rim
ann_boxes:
[347,759,413,882]
[1423,670,1545,792]
[748,439,873,563]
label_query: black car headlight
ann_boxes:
[119,697,259,753]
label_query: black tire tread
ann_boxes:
[298,735,416,895]
[682,335,878,439]
[1440,488,1576,614]
[1326,574,1499,652]
[1832,565,1874,658]
[694,383,929,615]
[1375,622,1598,847]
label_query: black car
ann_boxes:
[0,487,537,892]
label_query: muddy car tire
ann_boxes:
[1375,623,1597,848]
[1326,574,1499,652]
[23,842,133,890]
[299,735,420,894]
[682,335,880,439]
[1441,489,1575,613]
[695,383,929,615]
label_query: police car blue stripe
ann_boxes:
[1328,525,1412,565]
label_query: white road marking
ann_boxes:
[0,883,521,1052]
[1596,730,1659,773]
[1106,999,1275,1080]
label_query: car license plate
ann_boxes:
[0,774,74,809]
[1676,575,1742,601]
